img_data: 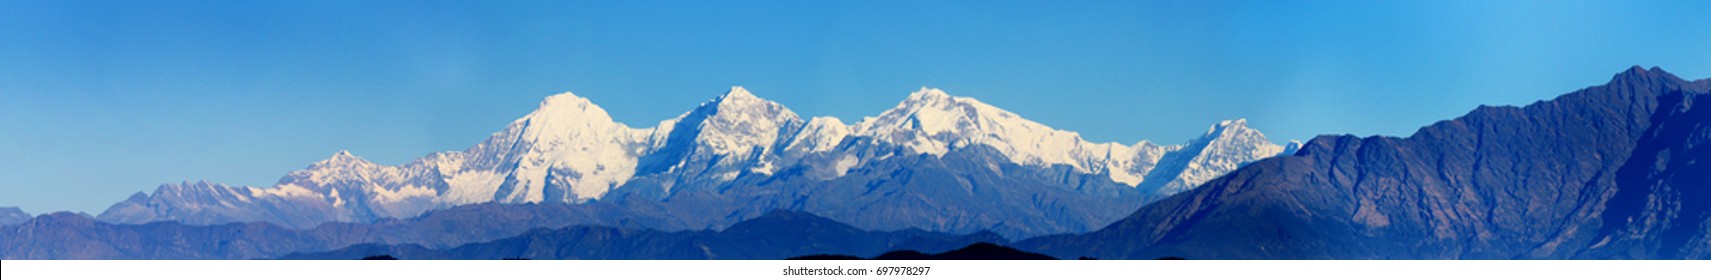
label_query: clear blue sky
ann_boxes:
[3,0,1709,214]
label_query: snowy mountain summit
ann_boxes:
[99,87,1296,236]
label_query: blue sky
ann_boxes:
[3,0,1709,213]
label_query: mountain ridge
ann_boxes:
[1019,66,1711,259]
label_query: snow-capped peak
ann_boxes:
[501,90,642,155]
[468,90,649,203]
[853,87,1110,173]
[721,86,758,101]
[1197,118,1270,145]
[634,86,808,179]
[905,86,954,103]
[310,150,373,169]
[1148,118,1290,194]
[522,91,625,131]
[860,87,1014,137]
[1195,119,1250,142]
[1215,118,1248,130]
[701,86,788,120]
[674,86,803,156]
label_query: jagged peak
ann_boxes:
[539,91,596,108]
[1613,65,1652,81]
[1614,65,1672,77]
[807,116,847,127]
[876,87,1012,124]
[704,85,786,112]
[1201,118,1258,138]
[894,87,1003,114]
[330,149,358,160]
[906,87,953,102]
[652,86,804,160]
[1622,65,1648,74]
[173,179,223,187]
[150,180,233,196]
[1611,65,1686,85]
[502,90,632,146]
[721,86,756,100]
[1216,118,1249,128]
[676,86,798,124]
[524,90,619,124]
[854,88,1103,153]
[310,149,374,168]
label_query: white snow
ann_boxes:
[751,158,776,175]
[854,88,1100,168]
[328,188,344,208]
[691,86,792,157]
[832,154,859,177]
[486,90,647,202]
[852,87,1182,186]
[1150,118,1292,194]
[785,116,851,153]
[686,86,801,162]
[369,184,436,204]
[250,183,317,198]
[439,170,505,204]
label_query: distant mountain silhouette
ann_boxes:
[0,202,695,259]
[786,254,865,260]
[278,211,1002,260]
[788,242,1056,260]
[0,209,997,260]
[874,243,1056,260]
[0,212,353,259]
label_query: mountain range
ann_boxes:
[0,209,995,260]
[787,242,1060,260]
[95,87,1295,239]
[8,66,1705,260]
[1020,66,1711,259]
[275,211,1002,260]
